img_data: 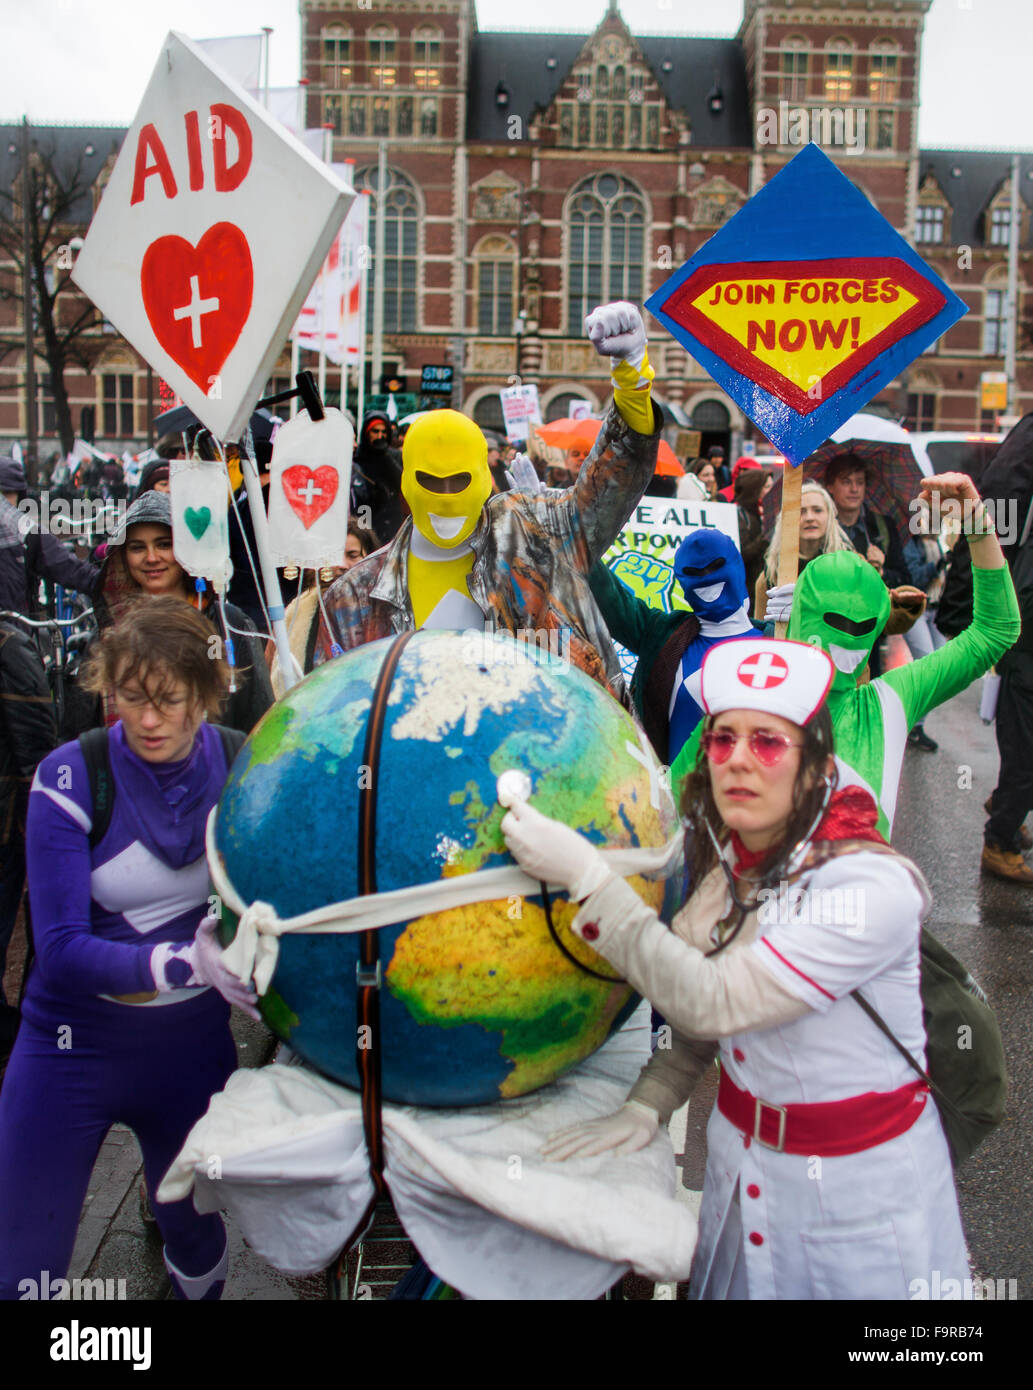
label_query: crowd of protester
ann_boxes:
[0,368,1030,1302]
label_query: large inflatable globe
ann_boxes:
[212,629,678,1106]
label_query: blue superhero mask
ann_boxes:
[673,528,749,622]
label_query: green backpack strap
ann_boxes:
[795,838,1007,1168]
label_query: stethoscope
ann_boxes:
[701,773,834,956]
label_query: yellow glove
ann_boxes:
[612,349,655,435]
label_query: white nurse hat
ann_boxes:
[699,638,834,727]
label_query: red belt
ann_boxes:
[717,1067,928,1156]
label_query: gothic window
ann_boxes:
[780,38,809,102]
[420,98,438,137]
[645,108,659,146]
[369,25,397,89]
[868,44,899,103]
[567,174,646,332]
[322,26,352,87]
[357,166,419,332]
[474,236,516,335]
[396,96,413,137]
[824,41,854,102]
[413,26,442,89]
[349,97,366,137]
[875,109,894,151]
[372,98,390,137]
[323,94,343,136]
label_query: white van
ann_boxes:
[907,432,1004,481]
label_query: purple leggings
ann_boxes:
[0,989,236,1300]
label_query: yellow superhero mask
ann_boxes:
[402,411,492,549]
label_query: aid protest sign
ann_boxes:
[72,31,354,442]
[646,143,967,466]
[600,495,740,682]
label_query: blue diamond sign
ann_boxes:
[646,144,968,465]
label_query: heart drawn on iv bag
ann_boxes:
[184,506,212,539]
[140,223,254,392]
[282,465,340,528]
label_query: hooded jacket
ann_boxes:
[0,495,99,617]
[351,412,405,543]
[89,493,273,736]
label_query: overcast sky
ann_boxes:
[3,0,1031,149]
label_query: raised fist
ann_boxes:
[584,302,647,367]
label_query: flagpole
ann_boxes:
[239,445,298,691]
[371,140,387,394]
[357,193,369,431]
[317,125,331,408]
[775,463,803,638]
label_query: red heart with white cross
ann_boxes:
[140,223,253,393]
[282,465,339,528]
[736,651,789,690]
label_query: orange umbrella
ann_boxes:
[535,418,684,477]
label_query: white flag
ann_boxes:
[194,34,265,91]
[294,190,368,364]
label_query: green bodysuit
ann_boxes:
[787,550,1019,839]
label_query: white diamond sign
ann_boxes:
[72,31,354,441]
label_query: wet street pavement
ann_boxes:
[4,644,1031,1301]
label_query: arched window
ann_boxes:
[471,392,506,434]
[691,399,730,433]
[412,26,442,89]
[868,40,900,103]
[322,25,352,88]
[780,37,809,102]
[824,39,854,103]
[473,236,516,335]
[566,173,646,332]
[982,267,1009,357]
[546,390,594,422]
[368,25,397,89]
[356,165,419,332]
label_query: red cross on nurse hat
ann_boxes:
[699,638,834,727]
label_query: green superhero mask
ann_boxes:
[788,550,890,693]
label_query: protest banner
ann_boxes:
[71,31,355,443]
[600,494,741,681]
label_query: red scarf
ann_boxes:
[730,784,886,875]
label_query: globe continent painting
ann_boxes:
[211,629,679,1107]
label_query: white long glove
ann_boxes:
[504,452,543,494]
[540,1101,660,1162]
[765,581,796,624]
[584,301,647,370]
[498,791,612,902]
[150,915,261,1020]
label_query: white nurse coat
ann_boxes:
[573,846,972,1301]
